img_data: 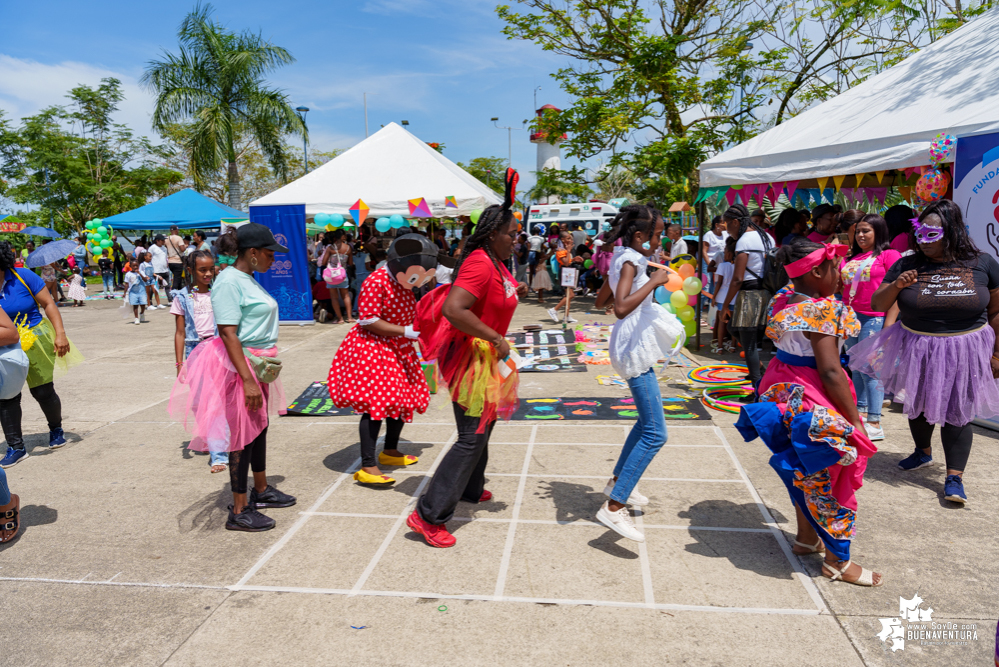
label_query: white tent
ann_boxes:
[699,8,999,187]
[252,122,502,218]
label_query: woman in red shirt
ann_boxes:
[408,171,527,548]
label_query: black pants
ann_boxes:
[0,383,63,450]
[169,263,184,290]
[737,327,767,391]
[113,260,123,287]
[907,415,973,472]
[360,413,404,468]
[416,402,494,525]
[229,427,267,494]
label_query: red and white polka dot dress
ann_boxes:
[328,267,429,421]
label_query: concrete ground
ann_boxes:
[0,294,995,666]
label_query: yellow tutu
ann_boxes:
[23,319,84,388]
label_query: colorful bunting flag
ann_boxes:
[899,186,912,202]
[867,187,887,205]
[725,188,739,206]
[816,176,829,192]
[784,180,799,203]
[875,171,886,184]
[349,199,369,225]
[854,173,866,188]
[841,187,855,203]
[407,197,433,218]
[445,196,458,209]
[833,175,846,192]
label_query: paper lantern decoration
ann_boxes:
[915,167,950,203]
[677,305,695,322]
[349,199,370,225]
[669,290,688,309]
[682,276,702,296]
[929,133,956,165]
[375,218,392,233]
[407,197,432,218]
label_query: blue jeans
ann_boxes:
[0,467,9,505]
[610,368,668,503]
[845,313,884,420]
[210,451,229,467]
[101,272,114,292]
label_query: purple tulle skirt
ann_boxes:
[848,322,999,426]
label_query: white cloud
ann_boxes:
[0,54,156,137]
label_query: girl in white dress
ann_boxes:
[596,204,684,542]
[530,243,553,302]
[67,272,87,306]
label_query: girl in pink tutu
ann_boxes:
[328,234,447,485]
[736,238,881,587]
[169,224,294,533]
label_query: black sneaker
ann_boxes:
[225,504,275,532]
[249,485,297,509]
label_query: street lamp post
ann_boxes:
[295,106,310,174]
[490,117,527,169]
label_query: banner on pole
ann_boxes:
[248,204,313,324]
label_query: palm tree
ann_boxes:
[142,2,306,209]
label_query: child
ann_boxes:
[548,231,584,323]
[734,239,881,587]
[97,251,114,298]
[40,262,60,300]
[170,250,226,473]
[710,238,736,353]
[328,234,437,484]
[597,205,684,542]
[140,251,166,310]
[531,243,553,304]
[67,270,87,306]
[124,261,148,325]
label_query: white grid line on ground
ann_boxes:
[713,426,829,614]
[633,509,656,607]
[384,471,744,483]
[0,576,227,591]
[492,424,538,599]
[233,585,820,616]
[348,430,458,594]
[231,455,363,589]
[297,512,772,533]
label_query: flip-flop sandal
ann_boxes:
[211,464,228,474]
[822,559,883,587]
[0,494,20,544]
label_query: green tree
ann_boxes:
[456,156,508,194]
[142,2,306,209]
[0,79,181,235]
[529,168,593,204]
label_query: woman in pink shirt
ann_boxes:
[807,204,841,243]
[840,214,901,442]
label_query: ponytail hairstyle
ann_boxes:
[0,242,17,273]
[722,203,767,240]
[605,204,658,247]
[774,237,825,269]
[453,168,518,280]
[216,227,239,256]
[184,250,215,289]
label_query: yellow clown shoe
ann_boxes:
[353,470,395,484]
[378,452,419,467]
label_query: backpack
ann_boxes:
[743,230,788,294]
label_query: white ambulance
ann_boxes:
[526,201,620,237]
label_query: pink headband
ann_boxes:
[785,243,848,278]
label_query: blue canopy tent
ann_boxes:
[102,188,246,230]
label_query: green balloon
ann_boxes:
[662,303,676,315]
[85,220,95,230]
[87,233,97,242]
[583,259,593,269]
[97,226,107,235]
[93,218,102,225]
[470,210,482,224]
[670,289,688,309]
[100,239,112,248]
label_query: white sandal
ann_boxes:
[792,538,824,555]
[822,560,883,587]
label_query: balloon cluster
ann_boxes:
[375,215,408,233]
[929,133,956,165]
[314,212,346,230]
[83,218,114,253]
[914,133,956,205]
[653,255,702,338]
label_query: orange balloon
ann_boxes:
[513,211,523,221]
[678,264,695,278]
[665,274,684,292]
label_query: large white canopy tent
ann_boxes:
[252,122,502,218]
[698,7,999,189]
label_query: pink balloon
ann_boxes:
[687,294,698,307]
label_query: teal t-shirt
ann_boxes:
[210,267,279,349]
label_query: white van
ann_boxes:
[526,202,619,236]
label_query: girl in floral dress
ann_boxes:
[735,238,882,587]
[328,234,447,485]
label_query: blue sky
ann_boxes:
[0,0,580,191]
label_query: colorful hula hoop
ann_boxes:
[688,364,751,386]
[701,387,755,414]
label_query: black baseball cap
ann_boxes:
[236,222,288,252]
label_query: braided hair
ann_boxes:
[723,203,768,241]
[453,168,519,281]
[605,204,659,246]
[0,242,17,273]
[917,199,980,262]
[184,250,215,289]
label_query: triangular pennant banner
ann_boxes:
[898,186,912,202]
[816,176,829,192]
[711,186,729,204]
[771,182,785,201]
[869,187,888,205]
[784,180,799,203]
[875,171,886,184]
[725,188,739,206]
[694,188,707,204]
[833,174,847,192]
[841,187,854,203]
[854,173,866,188]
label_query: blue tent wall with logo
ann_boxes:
[248,204,312,324]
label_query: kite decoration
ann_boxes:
[444,196,458,209]
[349,199,369,225]
[407,197,433,218]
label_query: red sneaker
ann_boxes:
[479,490,493,502]
[406,510,456,548]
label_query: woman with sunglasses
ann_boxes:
[850,200,999,505]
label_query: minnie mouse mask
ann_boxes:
[387,234,455,290]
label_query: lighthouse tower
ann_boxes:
[530,104,567,204]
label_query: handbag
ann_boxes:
[323,249,347,284]
[243,348,283,383]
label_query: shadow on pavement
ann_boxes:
[0,504,57,550]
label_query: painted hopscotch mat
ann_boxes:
[286,381,358,417]
[507,331,588,373]
[511,396,711,421]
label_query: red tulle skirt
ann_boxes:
[169,337,286,453]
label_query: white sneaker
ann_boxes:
[865,423,885,441]
[133,318,141,325]
[602,478,649,506]
[564,316,578,324]
[140,314,147,323]
[547,307,560,323]
[596,501,644,542]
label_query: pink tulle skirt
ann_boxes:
[169,337,286,453]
